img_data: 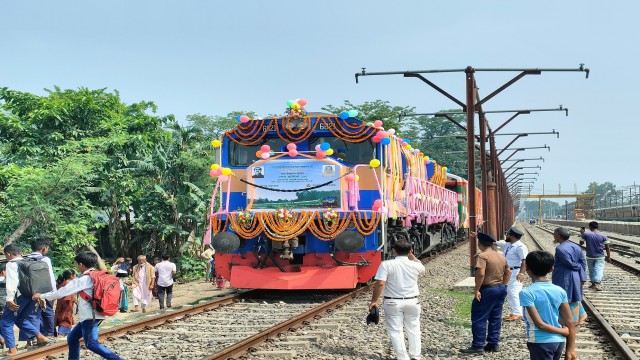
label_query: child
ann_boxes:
[54,270,77,337]
[520,251,577,360]
[0,263,6,348]
[116,268,129,313]
[33,251,122,360]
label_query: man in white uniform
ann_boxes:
[496,227,528,321]
[370,240,425,360]
[154,255,177,309]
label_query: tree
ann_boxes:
[186,111,257,140]
[321,100,413,133]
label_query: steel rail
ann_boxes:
[10,290,255,359]
[523,224,638,360]
[204,238,468,360]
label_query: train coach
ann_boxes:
[206,101,482,289]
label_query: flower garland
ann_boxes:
[322,208,339,224]
[260,210,316,241]
[210,214,228,235]
[236,209,253,228]
[308,213,353,240]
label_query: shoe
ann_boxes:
[459,347,484,354]
[142,308,146,313]
[484,344,499,352]
[503,315,522,321]
[595,284,603,291]
[160,306,165,310]
[589,283,596,289]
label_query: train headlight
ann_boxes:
[212,232,240,253]
[334,231,365,253]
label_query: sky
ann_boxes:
[1,0,637,200]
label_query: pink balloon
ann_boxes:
[261,152,270,159]
[345,174,355,182]
[213,168,222,176]
[372,137,381,143]
[376,130,388,138]
[373,199,382,206]
[372,204,380,211]
[288,149,298,157]
[209,170,217,177]
[378,206,387,214]
[298,98,308,107]
[218,175,230,182]
[316,151,326,159]
[373,120,383,128]
[315,144,321,151]
[287,143,297,151]
[239,115,250,123]
[260,145,271,153]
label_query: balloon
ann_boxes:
[288,149,298,157]
[287,100,295,106]
[315,144,321,151]
[239,115,250,123]
[377,130,388,138]
[401,141,407,147]
[261,152,270,159]
[325,148,334,156]
[404,139,411,144]
[260,145,271,153]
[256,150,263,158]
[373,120,383,128]
[218,175,230,182]
[423,156,430,162]
[388,129,396,135]
[369,159,381,168]
[213,168,222,176]
[316,151,326,159]
[221,168,232,176]
[373,199,382,206]
[446,168,451,173]
[381,138,391,145]
[345,174,355,182]
[366,122,373,126]
[355,175,360,181]
[298,98,308,107]
[291,103,300,110]
[211,139,222,148]
[378,206,387,214]
[320,142,330,151]
[209,170,217,177]
[348,110,358,118]
[372,204,380,211]
[235,116,242,123]
[339,111,349,120]
[210,164,220,170]
[287,143,297,151]
[372,137,381,143]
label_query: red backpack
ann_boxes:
[79,270,121,317]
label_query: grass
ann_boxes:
[429,289,474,328]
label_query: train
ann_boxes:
[206,102,482,290]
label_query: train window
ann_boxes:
[308,137,376,164]
[227,138,288,166]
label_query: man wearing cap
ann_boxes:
[496,227,528,321]
[460,232,510,354]
[369,240,425,360]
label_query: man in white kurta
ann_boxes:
[496,227,528,321]
[132,255,154,313]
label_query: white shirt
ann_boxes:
[154,261,176,287]
[27,252,57,292]
[40,268,105,322]
[374,256,425,298]
[496,240,528,268]
[5,256,22,302]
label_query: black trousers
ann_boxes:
[157,284,173,308]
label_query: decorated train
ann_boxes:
[206,100,482,289]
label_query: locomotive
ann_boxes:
[207,103,482,289]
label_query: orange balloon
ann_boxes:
[256,150,262,158]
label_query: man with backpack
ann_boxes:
[33,251,122,360]
[21,238,58,339]
[1,244,51,356]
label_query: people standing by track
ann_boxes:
[154,255,177,309]
[579,221,611,291]
[369,240,425,360]
[132,255,154,313]
[552,227,588,325]
[21,238,58,340]
[520,250,577,360]
[496,227,528,321]
[460,232,510,355]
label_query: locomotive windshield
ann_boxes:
[308,137,375,164]
[228,138,288,166]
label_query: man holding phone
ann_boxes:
[579,222,611,291]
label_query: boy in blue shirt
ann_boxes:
[520,251,576,360]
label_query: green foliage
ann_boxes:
[176,255,207,281]
[186,111,257,140]
[321,100,413,134]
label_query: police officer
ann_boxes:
[496,227,528,321]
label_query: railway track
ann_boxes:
[13,241,466,360]
[521,223,638,360]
